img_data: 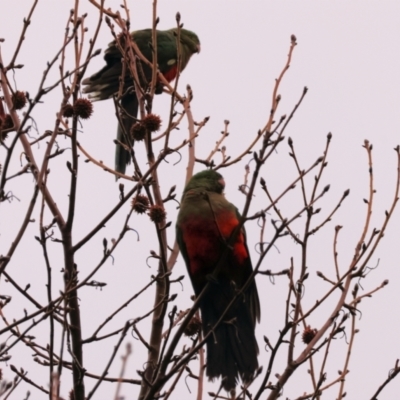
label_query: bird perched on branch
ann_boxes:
[82,28,200,175]
[176,170,260,391]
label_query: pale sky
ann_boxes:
[1,1,400,399]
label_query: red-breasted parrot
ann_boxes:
[82,28,200,175]
[176,170,260,391]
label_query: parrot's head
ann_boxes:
[177,29,201,54]
[184,170,225,194]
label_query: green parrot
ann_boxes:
[82,28,200,175]
[176,170,260,391]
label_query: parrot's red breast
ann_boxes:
[182,210,248,277]
[162,65,178,82]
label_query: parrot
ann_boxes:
[176,170,260,391]
[82,28,200,175]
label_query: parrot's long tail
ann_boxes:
[201,284,259,392]
[115,93,138,178]
[81,66,138,179]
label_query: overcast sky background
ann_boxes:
[1,1,400,399]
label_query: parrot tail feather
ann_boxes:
[202,293,259,392]
[114,93,139,179]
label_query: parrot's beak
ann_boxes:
[196,44,201,54]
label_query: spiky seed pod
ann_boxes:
[131,194,150,214]
[302,326,318,344]
[62,103,74,118]
[142,113,162,133]
[73,98,93,119]
[148,205,166,223]
[12,91,27,110]
[130,122,147,141]
[184,314,202,337]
